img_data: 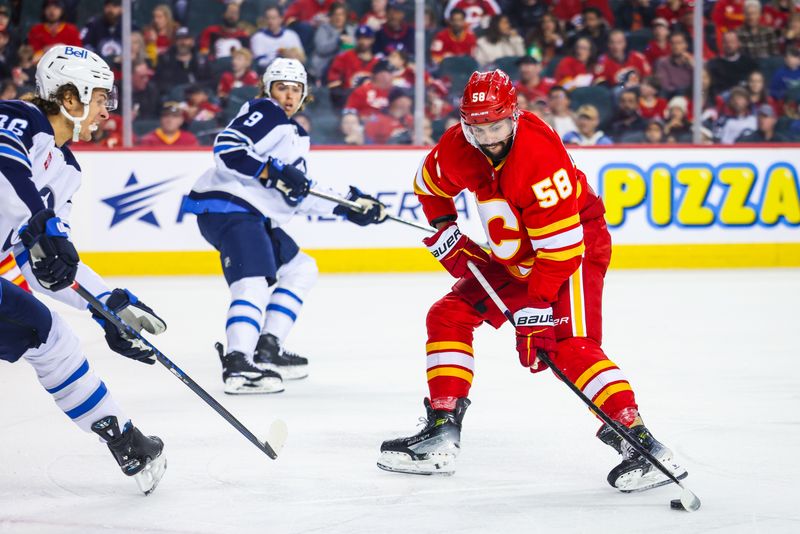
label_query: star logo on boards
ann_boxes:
[101,173,178,228]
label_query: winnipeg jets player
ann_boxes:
[182,58,386,394]
[0,45,167,494]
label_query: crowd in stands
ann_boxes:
[1,0,799,147]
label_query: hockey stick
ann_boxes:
[309,188,435,233]
[72,282,287,460]
[465,261,701,512]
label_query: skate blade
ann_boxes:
[224,377,285,395]
[135,453,167,496]
[616,464,688,493]
[376,451,456,476]
[256,363,308,380]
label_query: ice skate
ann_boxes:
[253,334,309,380]
[91,416,167,496]
[216,342,284,394]
[597,423,687,492]
[377,397,470,476]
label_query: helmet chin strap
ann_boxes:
[59,103,91,142]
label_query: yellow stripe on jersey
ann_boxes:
[426,341,474,355]
[571,267,585,337]
[527,214,581,238]
[593,382,633,409]
[422,165,452,198]
[427,366,474,384]
[537,243,585,262]
[12,274,26,286]
[0,260,15,276]
[575,359,617,390]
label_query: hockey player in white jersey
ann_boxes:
[181,58,387,394]
[0,45,167,494]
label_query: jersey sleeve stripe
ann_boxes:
[217,149,265,178]
[530,225,583,250]
[414,160,434,196]
[527,214,581,237]
[0,129,27,153]
[0,145,32,169]
[422,165,452,198]
[219,128,254,146]
[536,242,585,262]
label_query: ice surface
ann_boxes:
[2,270,799,533]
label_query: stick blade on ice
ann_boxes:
[680,488,701,512]
[266,419,288,456]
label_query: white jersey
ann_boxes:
[186,97,339,226]
[0,100,108,309]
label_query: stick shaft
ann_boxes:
[73,282,279,459]
[309,188,435,233]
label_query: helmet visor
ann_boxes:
[466,118,514,146]
[105,85,118,112]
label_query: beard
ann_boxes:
[479,136,514,163]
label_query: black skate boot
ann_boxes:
[216,342,284,394]
[91,416,167,495]
[377,397,470,476]
[598,423,688,492]
[253,334,309,380]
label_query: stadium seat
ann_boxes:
[189,119,221,146]
[569,86,613,126]
[759,56,785,87]
[493,56,521,79]
[310,114,341,145]
[223,86,259,122]
[543,56,564,78]
[167,83,193,102]
[133,119,160,137]
[431,118,448,141]
[439,56,480,96]
[626,29,653,53]
[211,57,234,79]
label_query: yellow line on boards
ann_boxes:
[78,243,800,276]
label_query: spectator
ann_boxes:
[0,5,20,54]
[715,86,757,143]
[554,0,614,28]
[431,8,476,65]
[422,117,435,145]
[655,31,694,96]
[516,91,531,112]
[284,0,337,27]
[712,0,746,42]
[198,0,251,59]
[0,29,12,79]
[217,48,259,100]
[737,0,781,59]
[530,93,550,118]
[443,112,461,131]
[426,79,454,120]
[387,48,415,87]
[609,88,646,141]
[361,0,388,32]
[0,79,16,100]
[644,18,671,66]
[327,25,379,108]
[769,45,800,100]
[182,85,222,125]
[250,6,305,69]
[783,13,800,52]
[132,61,159,119]
[11,45,35,90]
[374,1,414,56]
[746,70,779,114]
[154,27,209,93]
[763,0,798,32]
[546,85,578,138]
[638,76,667,120]
[563,104,613,145]
[736,103,791,141]
[27,0,82,61]
[643,120,665,143]
[508,0,549,38]
[474,14,524,68]
[514,56,555,103]
[568,7,609,55]
[139,101,199,147]
[663,96,692,141]
[655,0,691,27]
[339,110,366,145]
[345,59,394,118]
[443,0,501,32]
[294,113,312,135]
[526,13,565,65]
[143,4,178,66]
[80,0,126,58]
[708,31,759,95]
[554,36,596,89]
[616,0,656,31]
[364,87,414,144]
[310,3,355,80]
[594,29,652,86]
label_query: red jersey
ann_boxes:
[364,113,413,144]
[414,111,605,303]
[285,0,337,24]
[554,56,593,88]
[198,25,250,57]
[594,51,651,85]
[762,5,797,30]
[27,23,82,55]
[712,0,745,34]
[514,77,556,103]
[0,253,30,292]
[139,129,199,147]
[553,0,615,26]
[217,70,260,97]
[644,40,670,65]
[639,97,667,120]
[430,29,478,63]
[344,81,390,117]
[327,50,379,89]
[654,3,691,26]
[444,0,502,30]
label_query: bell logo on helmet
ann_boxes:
[63,46,88,58]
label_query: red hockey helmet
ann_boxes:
[459,70,519,150]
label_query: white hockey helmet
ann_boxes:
[262,57,308,107]
[36,45,117,141]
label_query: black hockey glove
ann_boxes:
[333,186,388,226]
[91,288,167,365]
[19,209,80,292]
[265,157,310,207]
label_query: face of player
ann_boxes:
[270,81,304,117]
[61,88,113,143]
[469,118,514,159]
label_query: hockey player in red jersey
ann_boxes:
[377,70,687,493]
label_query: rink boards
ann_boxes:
[68,145,800,275]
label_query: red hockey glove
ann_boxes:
[513,304,556,374]
[423,222,489,278]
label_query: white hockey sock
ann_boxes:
[227,276,271,355]
[24,313,129,434]
[263,252,318,344]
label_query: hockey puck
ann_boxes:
[670,499,686,511]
